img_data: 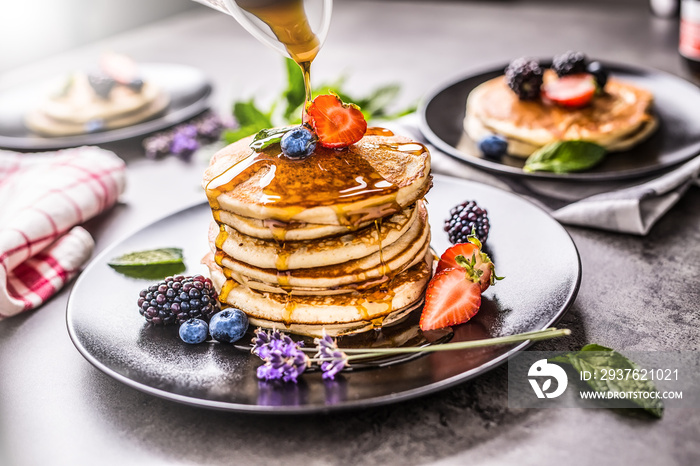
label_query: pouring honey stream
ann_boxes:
[234,0,320,119]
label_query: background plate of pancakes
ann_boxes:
[421,62,700,181]
[0,63,212,150]
[67,175,581,413]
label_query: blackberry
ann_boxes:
[552,51,587,77]
[586,61,609,90]
[87,74,116,99]
[444,201,490,245]
[137,275,220,326]
[505,58,543,100]
[126,78,144,93]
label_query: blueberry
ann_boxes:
[280,126,317,159]
[478,135,508,158]
[179,318,209,344]
[586,61,609,90]
[209,309,249,344]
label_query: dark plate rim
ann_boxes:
[419,60,700,182]
[0,63,213,151]
[66,175,582,414]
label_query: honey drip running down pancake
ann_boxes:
[201,127,434,337]
[464,70,657,158]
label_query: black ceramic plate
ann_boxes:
[66,176,581,413]
[0,63,212,150]
[420,62,700,181]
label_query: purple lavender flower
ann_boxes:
[194,113,225,141]
[314,332,349,380]
[256,345,309,383]
[169,127,200,159]
[251,328,303,359]
[251,328,272,357]
[176,124,198,139]
[253,328,309,383]
[143,134,173,159]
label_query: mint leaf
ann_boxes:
[358,84,400,117]
[551,345,664,418]
[524,141,607,173]
[282,59,306,121]
[249,126,294,151]
[108,248,185,279]
[233,100,272,129]
[222,126,261,144]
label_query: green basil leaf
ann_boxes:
[108,248,185,279]
[524,141,607,173]
[232,99,272,129]
[249,126,294,151]
[551,345,664,418]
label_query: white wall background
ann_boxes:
[0,0,201,73]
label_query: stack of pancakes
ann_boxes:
[25,72,169,137]
[201,128,433,336]
[464,70,657,157]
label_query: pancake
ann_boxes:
[202,127,433,336]
[464,70,656,157]
[245,299,425,337]
[41,74,164,123]
[213,216,431,293]
[25,92,169,137]
[215,210,373,242]
[25,72,170,137]
[203,250,433,330]
[213,201,425,270]
[202,129,432,226]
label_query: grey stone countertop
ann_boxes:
[0,1,698,465]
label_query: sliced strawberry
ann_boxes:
[542,73,596,108]
[420,268,482,331]
[436,243,478,274]
[306,94,367,148]
[100,53,138,84]
[436,236,500,292]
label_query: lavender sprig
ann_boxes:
[314,332,349,380]
[251,327,571,382]
[142,111,233,160]
[253,328,309,383]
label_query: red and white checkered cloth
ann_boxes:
[0,146,126,318]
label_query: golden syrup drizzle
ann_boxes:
[219,279,237,303]
[371,316,385,329]
[235,0,319,120]
[356,300,371,321]
[282,293,296,326]
[375,142,428,156]
[205,144,401,226]
[214,249,226,267]
[215,224,228,250]
[275,247,291,270]
[236,0,321,65]
[365,127,395,137]
[263,218,292,242]
[300,60,312,121]
[374,219,389,280]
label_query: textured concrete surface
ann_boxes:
[1,1,699,465]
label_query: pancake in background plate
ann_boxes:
[464,70,656,158]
